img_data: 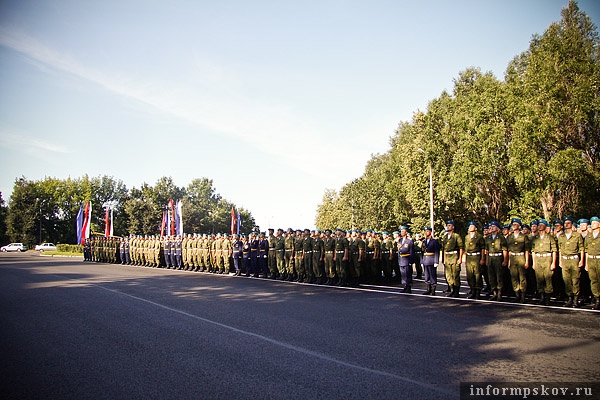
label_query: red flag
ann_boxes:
[230,207,236,235]
[80,201,91,245]
[104,208,110,237]
[168,199,175,236]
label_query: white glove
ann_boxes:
[434,263,438,268]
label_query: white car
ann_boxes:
[35,243,57,252]
[1,243,27,252]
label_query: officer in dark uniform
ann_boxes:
[249,232,259,277]
[232,234,243,276]
[174,235,183,269]
[397,226,414,293]
[421,227,441,295]
[258,232,269,278]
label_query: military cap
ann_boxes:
[424,227,432,231]
[489,221,501,229]
[554,219,563,225]
[392,231,400,235]
[511,218,522,226]
[382,231,389,235]
[578,218,590,224]
[522,224,530,230]
[538,219,549,227]
[468,221,478,228]
[502,225,510,230]
[590,216,600,223]
[564,216,575,223]
[530,220,539,226]
[400,225,409,231]
[268,228,274,231]
[324,228,332,234]
[295,228,302,232]
[445,220,455,226]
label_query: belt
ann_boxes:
[588,255,600,259]
[285,249,293,252]
[382,251,390,254]
[242,252,249,254]
[424,252,436,256]
[336,251,345,254]
[325,251,333,254]
[305,251,313,253]
[488,253,503,257]
[400,254,411,257]
[561,255,579,260]
[276,249,284,252]
[260,250,266,252]
[510,252,524,256]
[466,252,481,256]
[367,251,374,254]
[535,253,552,257]
[445,251,458,254]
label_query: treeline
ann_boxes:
[3,176,255,246]
[316,1,600,234]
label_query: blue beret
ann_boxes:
[564,216,575,223]
[502,225,510,229]
[530,220,539,226]
[382,231,389,235]
[489,221,501,229]
[538,219,549,226]
[591,216,600,223]
[511,218,522,226]
[578,219,589,224]
[446,220,455,226]
[554,219,563,225]
[522,224,530,230]
[392,231,400,235]
[400,225,409,231]
[424,227,432,231]
[468,221,478,227]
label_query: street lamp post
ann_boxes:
[418,148,435,233]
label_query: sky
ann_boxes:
[0,0,598,231]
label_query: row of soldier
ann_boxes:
[82,215,600,310]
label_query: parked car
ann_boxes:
[1,243,27,252]
[35,243,57,252]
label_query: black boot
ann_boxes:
[430,285,436,296]
[467,289,475,299]
[474,289,481,300]
[593,297,600,310]
[520,291,526,304]
[543,293,551,306]
[445,286,454,297]
[490,289,497,301]
[572,295,580,308]
[424,285,431,295]
[565,295,574,307]
[452,286,460,298]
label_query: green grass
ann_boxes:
[39,250,83,257]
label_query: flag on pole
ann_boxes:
[110,208,114,237]
[237,210,241,235]
[161,211,166,236]
[76,203,84,244]
[230,207,236,235]
[83,201,92,243]
[104,207,110,237]
[175,200,183,236]
[168,199,174,236]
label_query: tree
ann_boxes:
[0,192,8,244]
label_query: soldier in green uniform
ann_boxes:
[267,229,277,279]
[463,222,486,299]
[221,233,231,274]
[153,236,161,267]
[485,221,508,301]
[441,220,464,298]
[274,229,287,280]
[311,230,324,284]
[585,216,600,309]
[381,232,394,282]
[294,229,305,282]
[181,234,188,269]
[302,229,313,283]
[506,218,531,303]
[284,229,295,281]
[334,228,349,286]
[557,216,585,307]
[531,219,557,305]
[200,234,209,271]
[323,229,336,285]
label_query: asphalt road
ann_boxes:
[1,253,599,400]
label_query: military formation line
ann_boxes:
[83,215,600,310]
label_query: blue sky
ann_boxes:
[1,0,598,231]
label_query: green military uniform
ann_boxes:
[557,226,584,305]
[584,218,600,309]
[323,231,336,284]
[334,230,349,286]
[531,225,557,304]
[268,231,277,277]
[181,235,189,268]
[294,231,305,281]
[201,235,209,271]
[507,226,531,302]
[222,235,232,273]
[284,230,295,280]
[312,232,324,283]
[275,232,286,279]
[464,226,486,299]
[153,237,161,267]
[485,227,508,301]
[441,225,464,298]
[381,233,394,281]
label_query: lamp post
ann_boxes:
[418,148,435,234]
